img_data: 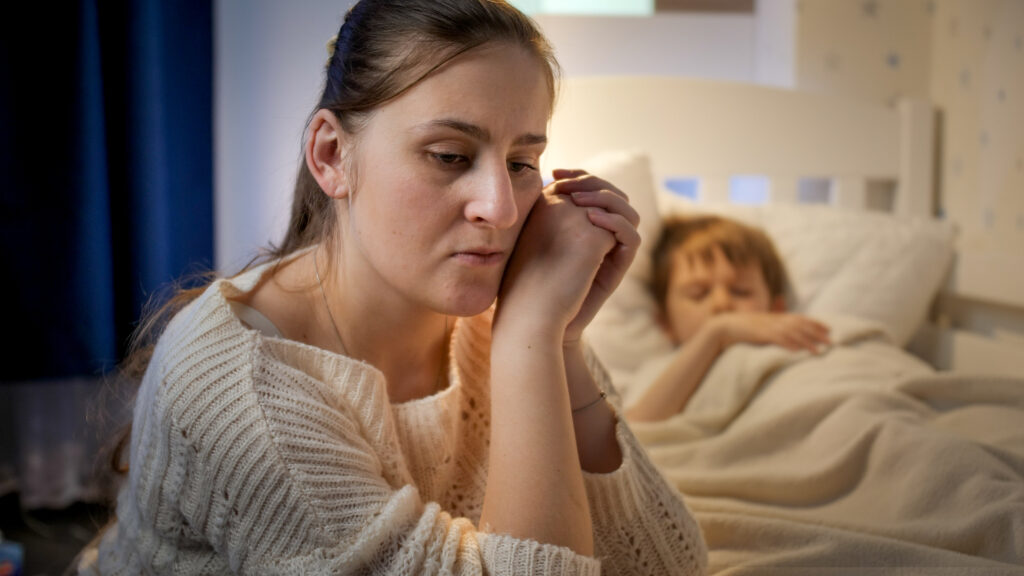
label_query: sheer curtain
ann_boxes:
[0,0,212,508]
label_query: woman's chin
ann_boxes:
[438,284,500,318]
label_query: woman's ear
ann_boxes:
[306,109,351,199]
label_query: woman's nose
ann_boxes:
[464,161,518,229]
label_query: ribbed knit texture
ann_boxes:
[85,262,706,575]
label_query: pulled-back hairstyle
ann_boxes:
[651,215,790,316]
[121,0,558,386]
[279,0,560,259]
[107,0,558,502]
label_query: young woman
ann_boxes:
[82,1,706,574]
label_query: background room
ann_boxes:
[2,0,1021,574]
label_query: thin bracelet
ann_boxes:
[571,391,607,414]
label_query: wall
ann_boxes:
[213,2,758,271]
[929,0,1024,253]
[214,0,357,273]
[795,0,1024,255]
[533,13,755,80]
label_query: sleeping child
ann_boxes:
[624,214,832,423]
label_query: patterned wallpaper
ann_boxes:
[796,0,1024,253]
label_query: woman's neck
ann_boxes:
[318,244,451,403]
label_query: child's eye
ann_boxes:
[731,288,752,297]
[684,288,709,300]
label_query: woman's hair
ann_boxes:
[108,0,558,482]
[651,215,790,315]
[279,0,560,259]
[122,0,557,387]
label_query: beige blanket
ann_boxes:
[624,315,1024,575]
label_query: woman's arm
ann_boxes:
[483,184,621,556]
[564,342,622,474]
[486,316,596,555]
[552,170,639,474]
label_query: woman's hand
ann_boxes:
[551,169,641,344]
[495,169,640,343]
[711,312,832,354]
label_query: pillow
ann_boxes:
[581,150,956,376]
[661,197,956,346]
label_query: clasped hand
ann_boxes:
[496,169,641,344]
[712,312,832,354]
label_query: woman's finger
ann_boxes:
[570,190,641,228]
[552,172,629,202]
[585,209,641,250]
[552,168,588,180]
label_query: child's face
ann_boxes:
[663,244,780,344]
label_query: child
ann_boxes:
[625,215,831,423]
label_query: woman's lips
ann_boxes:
[452,249,505,266]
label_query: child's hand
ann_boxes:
[711,312,832,354]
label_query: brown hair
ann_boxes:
[651,215,790,315]
[280,0,559,259]
[103,0,559,513]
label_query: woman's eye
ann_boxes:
[431,152,468,166]
[731,288,752,297]
[508,161,537,174]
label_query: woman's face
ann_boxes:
[341,42,551,316]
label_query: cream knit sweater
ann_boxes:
[87,262,706,575]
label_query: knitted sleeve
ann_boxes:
[581,346,709,576]
[98,303,600,575]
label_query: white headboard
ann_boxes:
[543,76,934,217]
[544,76,1024,375]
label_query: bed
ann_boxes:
[543,76,1024,574]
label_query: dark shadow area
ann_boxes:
[0,493,109,576]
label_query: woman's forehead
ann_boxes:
[373,43,551,134]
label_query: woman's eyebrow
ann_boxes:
[414,118,546,146]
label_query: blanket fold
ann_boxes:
[623,315,1024,573]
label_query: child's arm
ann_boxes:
[625,312,830,422]
[624,319,729,423]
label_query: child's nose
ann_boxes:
[710,288,734,313]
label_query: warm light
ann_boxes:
[510,0,654,16]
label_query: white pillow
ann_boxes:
[582,151,956,376]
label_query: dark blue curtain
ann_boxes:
[0,0,213,381]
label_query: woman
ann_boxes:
[84,1,706,573]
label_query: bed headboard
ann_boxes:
[543,76,935,217]
[544,75,1024,375]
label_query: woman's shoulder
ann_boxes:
[152,257,296,372]
[145,261,388,426]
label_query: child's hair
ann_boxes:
[651,215,790,314]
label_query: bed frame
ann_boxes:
[542,76,1024,376]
